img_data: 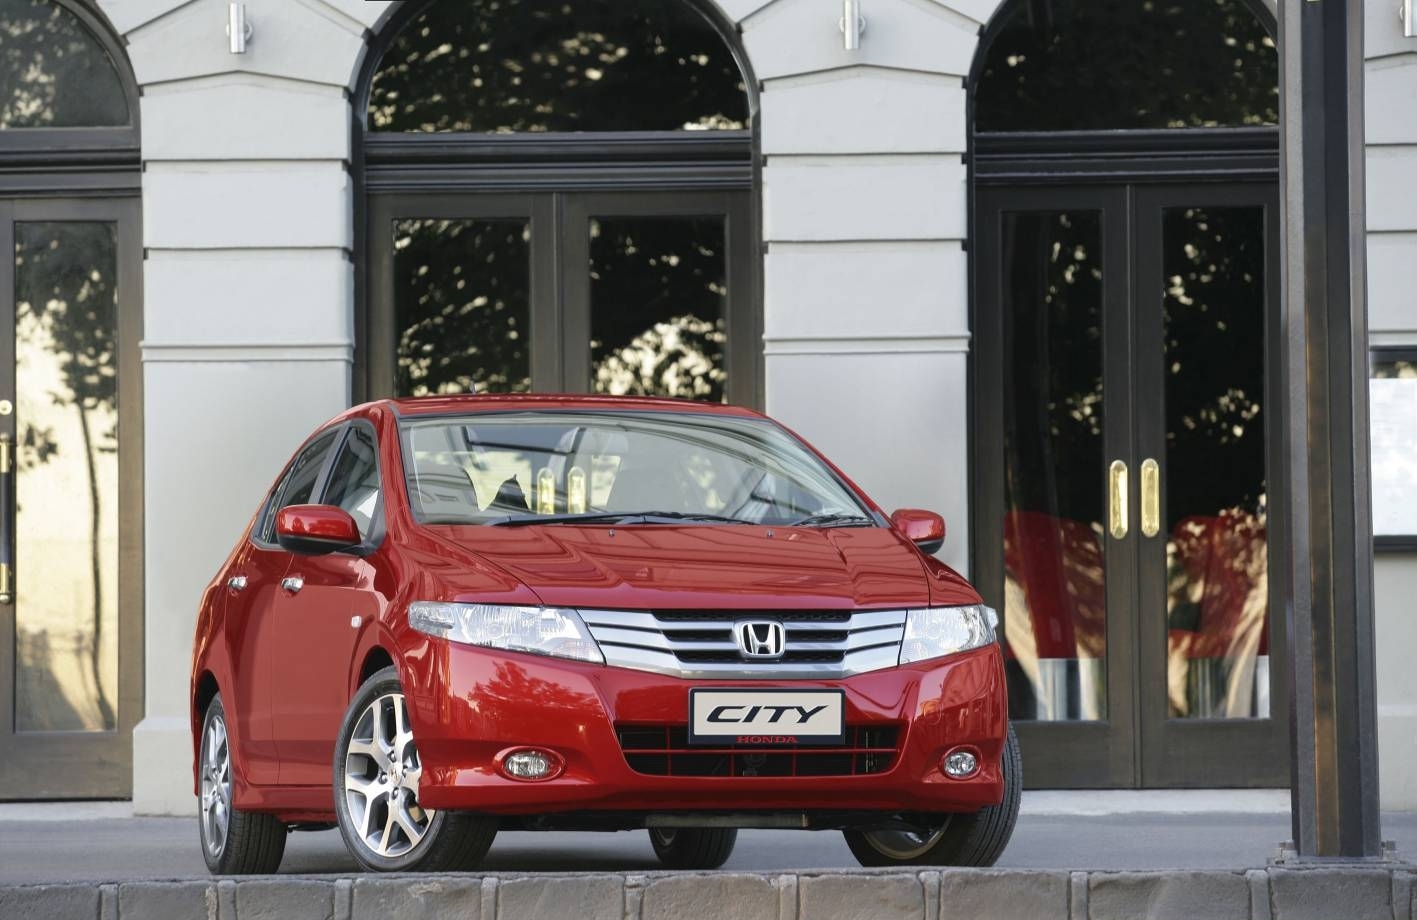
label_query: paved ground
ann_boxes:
[3,808,1415,882]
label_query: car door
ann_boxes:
[229,428,341,786]
[272,423,385,787]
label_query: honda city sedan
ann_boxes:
[190,395,1019,874]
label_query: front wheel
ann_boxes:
[649,828,738,869]
[198,694,287,874]
[843,725,1022,867]
[332,666,497,872]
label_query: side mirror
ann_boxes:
[890,508,946,555]
[275,505,362,555]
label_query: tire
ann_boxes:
[333,666,497,872]
[649,828,738,869]
[843,724,1022,868]
[198,694,288,875]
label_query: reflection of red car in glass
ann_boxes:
[189,395,1019,874]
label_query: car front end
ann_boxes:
[400,602,1008,824]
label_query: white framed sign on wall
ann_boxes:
[1371,348,1417,549]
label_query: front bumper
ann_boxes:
[405,642,1008,815]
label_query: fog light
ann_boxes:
[942,748,979,779]
[500,748,560,781]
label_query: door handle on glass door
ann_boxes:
[281,576,304,594]
[1140,458,1161,538]
[1108,459,1128,540]
[0,433,11,604]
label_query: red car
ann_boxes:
[190,395,1019,874]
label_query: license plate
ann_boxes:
[688,689,845,745]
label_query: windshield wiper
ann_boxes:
[625,511,753,524]
[486,511,633,527]
[788,512,875,528]
[486,510,751,527]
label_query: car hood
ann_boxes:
[422,524,981,610]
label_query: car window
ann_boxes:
[399,411,871,526]
[259,428,340,542]
[322,426,381,540]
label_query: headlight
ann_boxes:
[407,602,604,664]
[898,605,998,665]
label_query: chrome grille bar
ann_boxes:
[581,608,908,679]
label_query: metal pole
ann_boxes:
[1279,0,1383,859]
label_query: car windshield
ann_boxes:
[398,410,874,527]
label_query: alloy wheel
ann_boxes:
[199,713,232,859]
[861,821,950,860]
[343,691,433,859]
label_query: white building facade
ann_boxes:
[1,0,1415,813]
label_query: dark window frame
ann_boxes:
[970,0,1279,188]
[1369,345,1417,551]
[969,0,1278,137]
[362,0,750,137]
[351,0,763,409]
[366,190,754,404]
[0,0,145,795]
[965,0,1285,790]
[0,0,141,196]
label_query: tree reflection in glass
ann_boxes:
[589,216,726,402]
[1001,211,1107,722]
[1,0,130,128]
[975,0,1277,133]
[1160,206,1269,719]
[368,0,747,134]
[14,221,119,732]
[393,219,532,396]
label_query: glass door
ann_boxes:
[974,183,1285,788]
[364,190,757,404]
[1134,185,1286,786]
[974,186,1138,787]
[562,192,756,405]
[366,195,556,397]
[0,198,142,798]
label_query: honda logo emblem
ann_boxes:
[735,620,786,659]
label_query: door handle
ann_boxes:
[1108,459,1128,540]
[281,576,304,595]
[1140,458,1161,538]
[0,434,13,605]
[227,575,248,592]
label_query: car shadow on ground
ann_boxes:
[279,831,666,875]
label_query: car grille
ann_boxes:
[580,608,908,679]
[615,724,901,777]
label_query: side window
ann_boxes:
[259,429,340,542]
[322,427,381,540]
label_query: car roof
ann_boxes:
[376,393,765,419]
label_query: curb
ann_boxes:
[0,867,1413,920]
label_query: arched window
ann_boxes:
[368,0,748,134]
[358,0,759,405]
[0,0,143,799]
[1,0,133,129]
[973,0,1277,133]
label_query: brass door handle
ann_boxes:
[1141,458,1161,538]
[0,433,12,605]
[1108,459,1128,540]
